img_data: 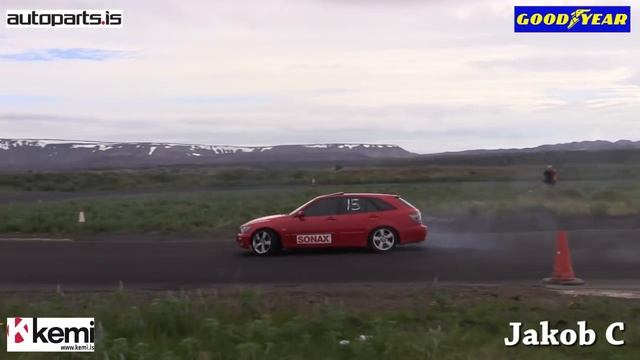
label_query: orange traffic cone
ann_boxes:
[542,231,584,285]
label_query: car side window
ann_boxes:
[303,198,341,217]
[371,198,395,211]
[341,197,377,214]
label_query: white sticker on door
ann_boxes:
[296,234,332,244]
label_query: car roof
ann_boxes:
[316,192,398,199]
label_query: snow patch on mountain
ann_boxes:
[0,138,415,170]
[0,139,402,153]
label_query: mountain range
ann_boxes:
[0,138,639,170]
[437,140,640,155]
[0,139,413,170]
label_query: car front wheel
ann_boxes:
[368,227,397,253]
[251,229,281,256]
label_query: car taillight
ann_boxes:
[409,211,422,224]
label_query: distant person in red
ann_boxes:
[543,165,558,186]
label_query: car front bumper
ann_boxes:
[236,233,251,249]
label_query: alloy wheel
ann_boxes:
[371,228,395,251]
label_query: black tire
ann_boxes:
[368,227,397,253]
[251,229,281,256]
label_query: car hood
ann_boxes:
[244,214,288,226]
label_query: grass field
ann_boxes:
[1,164,640,234]
[1,181,640,234]
[2,163,640,192]
[1,287,638,359]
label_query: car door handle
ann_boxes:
[368,215,379,219]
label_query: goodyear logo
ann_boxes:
[515,6,631,32]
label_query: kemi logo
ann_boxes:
[515,6,631,32]
[5,317,95,352]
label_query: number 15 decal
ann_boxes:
[346,198,360,211]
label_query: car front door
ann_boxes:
[282,197,343,248]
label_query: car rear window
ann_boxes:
[341,197,373,214]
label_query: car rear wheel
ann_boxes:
[251,229,281,256]
[369,227,397,253]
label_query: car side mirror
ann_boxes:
[294,210,305,218]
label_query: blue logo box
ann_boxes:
[514,6,631,33]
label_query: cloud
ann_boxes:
[0,48,133,61]
[171,95,274,105]
[0,0,638,153]
[313,0,453,5]
[0,113,97,123]
[0,94,60,105]
[470,53,629,72]
[625,71,640,86]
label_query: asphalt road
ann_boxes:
[1,229,639,289]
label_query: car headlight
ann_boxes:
[239,225,251,234]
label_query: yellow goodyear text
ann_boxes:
[516,9,628,29]
[514,6,631,33]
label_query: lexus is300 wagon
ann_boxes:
[236,192,427,255]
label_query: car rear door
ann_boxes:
[337,197,381,246]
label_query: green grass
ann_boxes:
[2,164,640,192]
[2,163,640,234]
[0,291,639,359]
[2,180,640,234]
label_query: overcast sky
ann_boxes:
[1,0,639,153]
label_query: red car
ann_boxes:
[236,192,427,255]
